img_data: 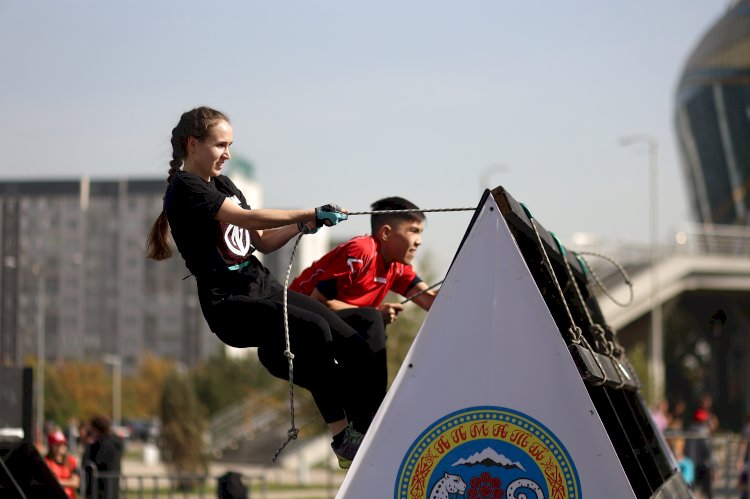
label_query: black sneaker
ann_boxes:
[331,423,364,469]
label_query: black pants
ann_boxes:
[694,464,712,499]
[335,307,388,432]
[206,290,372,427]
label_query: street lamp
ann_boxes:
[479,163,509,194]
[619,134,663,403]
[30,263,45,444]
[103,354,122,428]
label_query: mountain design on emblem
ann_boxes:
[451,447,526,471]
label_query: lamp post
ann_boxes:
[31,263,45,443]
[619,134,663,403]
[103,354,122,428]
[479,163,509,194]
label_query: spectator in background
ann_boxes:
[685,408,715,499]
[669,399,687,430]
[64,417,80,457]
[651,400,671,433]
[45,429,80,499]
[697,392,720,433]
[217,471,248,499]
[667,435,694,486]
[737,413,750,499]
[83,415,123,499]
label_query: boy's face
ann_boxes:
[379,219,424,264]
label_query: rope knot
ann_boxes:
[569,325,583,343]
[283,349,295,360]
[272,428,299,463]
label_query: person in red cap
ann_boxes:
[44,429,80,499]
[693,408,710,423]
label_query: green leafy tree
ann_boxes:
[44,354,175,427]
[123,352,174,419]
[158,370,208,489]
[192,351,263,415]
[43,361,110,425]
[45,364,80,425]
[192,351,325,437]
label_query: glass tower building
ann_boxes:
[675,0,750,226]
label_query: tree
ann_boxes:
[158,370,208,489]
[44,361,110,426]
[191,351,262,415]
[45,364,80,425]
[123,352,174,419]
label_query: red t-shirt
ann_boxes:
[290,235,419,307]
[45,454,78,499]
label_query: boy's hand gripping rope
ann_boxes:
[271,206,473,462]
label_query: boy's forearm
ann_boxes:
[310,289,356,311]
[325,298,358,311]
[412,293,436,310]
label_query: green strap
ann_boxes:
[519,202,533,220]
[575,254,590,276]
[227,261,251,271]
[548,232,590,277]
[550,231,566,256]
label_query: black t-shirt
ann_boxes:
[164,172,282,307]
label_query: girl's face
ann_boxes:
[186,120,233,181]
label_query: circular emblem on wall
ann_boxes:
[395,406,581,499]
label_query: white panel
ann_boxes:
[337,195,636,499]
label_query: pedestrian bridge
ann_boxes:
[585,223,750,429]
[597,250,750,331]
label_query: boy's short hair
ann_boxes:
[370,197,425,234]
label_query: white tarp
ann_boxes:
[336,194,636,499]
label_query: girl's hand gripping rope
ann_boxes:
[315,204,348,227]
[297,221,319,235]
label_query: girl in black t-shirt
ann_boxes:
[147,106,369,469]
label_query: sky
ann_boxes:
[0,0,734,276]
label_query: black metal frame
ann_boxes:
[492,186,692,499]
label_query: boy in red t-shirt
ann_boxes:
[45,430,80,499]
[291,197,436,430]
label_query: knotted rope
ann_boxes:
[576,251,634,307]
[271,232,304,463]
[271,206,473,462]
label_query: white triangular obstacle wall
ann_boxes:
[336,193,640,498]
